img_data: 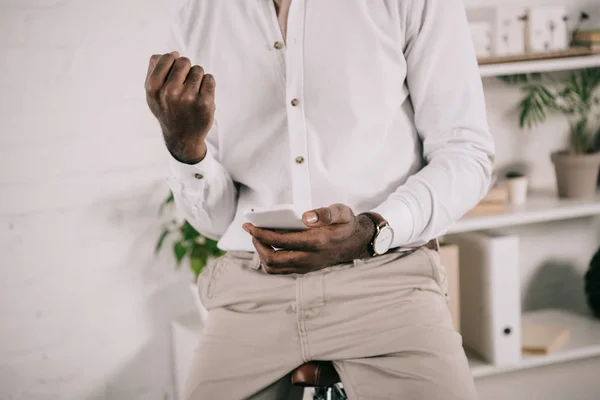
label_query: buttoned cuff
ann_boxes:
[371,199,415,249]
[167,148,219,193]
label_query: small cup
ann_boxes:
[506,176,528,206]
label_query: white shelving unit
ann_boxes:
[448,190,600,234]
[468,309,600,379]
[479,54,600,77]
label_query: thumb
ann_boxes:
[302,204,352,228]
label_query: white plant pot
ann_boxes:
[189,282,209,322]
[506,177,528,206]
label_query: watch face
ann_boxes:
[374,226,394,255]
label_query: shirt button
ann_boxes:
[194,173,204,180]
[295,156,305,164]
[291,98,300,107]
[274,41,283,49]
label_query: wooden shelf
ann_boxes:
[469,309,600,378]
[478,51,600,77]
[447,190,600,234]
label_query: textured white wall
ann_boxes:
[0,0,194,399]
[0,0,598,399]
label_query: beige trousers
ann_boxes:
[183,248,477,400]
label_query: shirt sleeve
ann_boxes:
[163,5,238,240]
[371,0,495,248]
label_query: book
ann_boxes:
[522,323,570,355]
[466,202,506,217]
[573,30,600,43]
[483,185,509,203]
[464,177,509,216]
[572,40,600,52]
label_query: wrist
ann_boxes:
[356,214,376,259]
[168,140,207,165]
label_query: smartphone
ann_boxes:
[244,204,307,231]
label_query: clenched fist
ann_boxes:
[145,51,216,164]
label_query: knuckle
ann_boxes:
[145,82,158,95]
[322,208,333,223]
[161,53,175,64]
[176,57,191,68]
[163,86,181,101]
[192,65,205,75]
[182,92,197,104]
[199,97,214,110]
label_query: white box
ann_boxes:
[527,5,569,52]
[467,7,527,57]
[449,231,522,366]
[172,314,204,400]
[493,6,527,56]
[469,21,493,57]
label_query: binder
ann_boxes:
[449,231,522,366]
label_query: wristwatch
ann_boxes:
[362,212,395,256]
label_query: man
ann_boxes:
[145,0,494,398]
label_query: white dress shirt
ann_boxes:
[165,0,495,252]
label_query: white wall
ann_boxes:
[0,0,598,399]
[0,0,194,399]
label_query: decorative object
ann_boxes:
[468,7,527,57]
[155,191,225,318]
[469,21,493,58]
[584,247,600,318]
[505,171,528,206]
[526,5,569,52]
[494,6,527,56]
[505,67,600,198]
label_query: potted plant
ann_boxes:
[504,171,528,206]
[155,191,225,319]
[504,67,600,198]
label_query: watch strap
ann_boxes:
[361,212,390,256]
[362,212,388,231]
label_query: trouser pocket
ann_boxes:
[419,248,448,304]
[196,256,227,311]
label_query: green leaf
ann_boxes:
[159,191,175,215]
[190,245,209,278]
[173,241,188,266]
[190,257,205,279]
[181,220,200,240]
[155,229,170,254]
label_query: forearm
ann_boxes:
[373,137,493,247]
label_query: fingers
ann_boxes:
[303,203,354,228]
[145,54,161,85]
[252,238,314,275]
[145,51,180,96]
[166,56,192,86]
[184,65,205,92]
[243,224,329,250]
[199,73,216,102]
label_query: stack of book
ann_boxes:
[573,30,600,52]
[466,179,508,217]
